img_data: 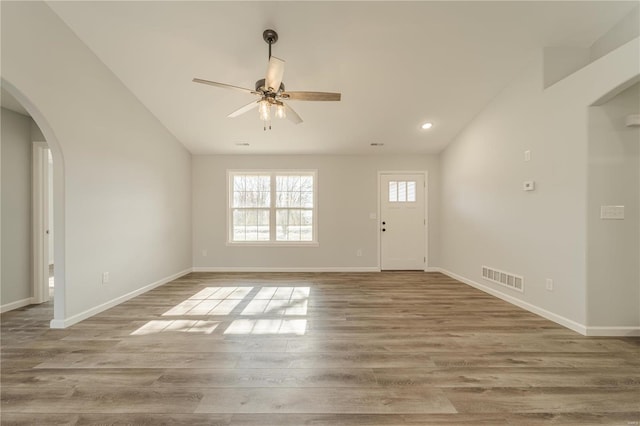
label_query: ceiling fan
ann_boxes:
[193,29,341,130]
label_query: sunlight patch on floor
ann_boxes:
[224,319,307,335]
[131,320,220,335]
[133,286,310,336]
[242,287,309,316]
[162,286,252,316]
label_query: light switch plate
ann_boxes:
[600,205,624,220]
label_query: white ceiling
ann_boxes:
[47,1,635,155]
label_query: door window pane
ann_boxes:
[407,181,416,202]
[389,181,398,202]
[398,181,407,202]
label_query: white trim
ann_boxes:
[378,171,429,271]
[49,268,192,329]
[0,297,34,313]
[584,327,640,337]
[425,267,440,272]
[192,266,380,273]
[435,267,588,335]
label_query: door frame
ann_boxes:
[32,142,50,304]
[377,171,429,271]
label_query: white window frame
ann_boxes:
[227,169,319,246]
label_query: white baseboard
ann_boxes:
[50,268,192,329]
[0,297,34,313]
[425,267,441,272]
[584,326,640,337]
[436,268,588,336]
[192,266,381,273]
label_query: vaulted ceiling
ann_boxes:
[47,1,635,155]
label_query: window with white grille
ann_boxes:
[228,170,317,244]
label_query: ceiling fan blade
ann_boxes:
[265,56,285,92]
[193,78,256,95]
[284,102,303,124]
[228,100,260,118]
[281,91,341,101]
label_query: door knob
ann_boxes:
[382,221,386,225]
[382,228,386,232]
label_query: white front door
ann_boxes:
[380,173,425,270]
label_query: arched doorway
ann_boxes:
[2,78,67,328]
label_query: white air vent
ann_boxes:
[482,266,524,293]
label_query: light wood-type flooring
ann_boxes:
[1,272,639,425]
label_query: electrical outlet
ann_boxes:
[356,249,362,257]
[102,272,109,284]
[545,278,553,291]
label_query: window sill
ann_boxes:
[226,241,319,248]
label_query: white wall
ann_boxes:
[1,108,32,309]
[1,2,192,325]
[587,83,639,328]
[440,38,639,332]
[193,155,439,270]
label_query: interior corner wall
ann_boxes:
[192,154,439,270]
[0,108,33,309]
[440,38,639,330]
[1,1,192,322]
[587,83,640,328]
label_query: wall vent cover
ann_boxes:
[482,266,524,293]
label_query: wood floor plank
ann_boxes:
[1,271,638,424]
[194,387,456,414]
[372,367,640,388]
[444,387,640,413]
[155,367,379,388]
[1,385,205,413]
[0,413,79,426]
[1,368,164,387]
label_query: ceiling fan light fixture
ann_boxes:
[258,100,271,121]
[275,103,286,119]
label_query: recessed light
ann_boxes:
[370,143,384,147]
[235,142,250,146]
[421,122,433,130]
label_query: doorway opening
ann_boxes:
[32,141,53,304]
[47,149,54,298]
